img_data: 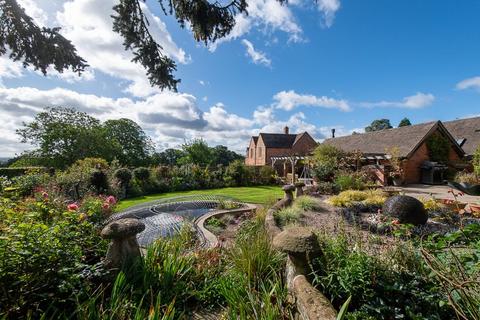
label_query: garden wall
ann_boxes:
[265,185,337,320]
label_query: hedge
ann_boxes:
[0,167,47,179]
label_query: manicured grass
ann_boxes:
[116,186,283,211]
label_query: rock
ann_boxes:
[282,184,296,201]
[382,195,428,225]
[273,227,321,257]
[101,218,145,269]
[295,182,305,197]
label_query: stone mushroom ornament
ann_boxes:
[273,227,322,282]
[294,182,305,197]
[282,184,296,202]
[101,218,145,269]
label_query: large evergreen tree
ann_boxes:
[0,0,249,91]
[398,117,412,127]
[365,119,393,132]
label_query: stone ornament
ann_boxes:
[101,218,146,269]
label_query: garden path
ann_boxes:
[398,184,480,203]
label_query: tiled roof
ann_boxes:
[444,117,480,156]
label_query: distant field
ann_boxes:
[116,185,283,211]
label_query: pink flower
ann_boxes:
[42,191,49,199]
[102,202,110,210]
[391,219,400,225]
[67,203,79,211]
[106,195,116,205]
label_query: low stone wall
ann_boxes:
[266,184,337,320]
[196,203,258,247]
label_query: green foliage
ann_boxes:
[103,118,154,166]
[327,190,386,207]
[153,148,186,166]
[398,117,412,127]
[312,144,345,181]
[178,139,213,166]
[224,159,248,186]
[426,133,450,163]
[454,170,479,184]
[0,166,46,179]
[0,196,109,318]
[335,173,365,191]
[312,232,455,319]
[474,146,480,177]
[133,167,151,181]
[114,168,133,185]
[273,207,302,227]
[365,119,393,132]
[0,0,87,76]
[293,195,322,211]
[211,145,244,167]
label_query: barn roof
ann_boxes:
[444,116,480,156]
[323,121,464,158]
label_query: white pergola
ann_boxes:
[270,155,310,184]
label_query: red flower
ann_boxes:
[106,195,116,205]
[67,203,79,211]
[102,202,110,210]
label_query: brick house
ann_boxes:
[323,121,467,185]
[245,127,318,177]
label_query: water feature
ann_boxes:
[107,195,244,247]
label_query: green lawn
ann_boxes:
[116,185,283,211]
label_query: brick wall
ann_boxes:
[402,140,462,184]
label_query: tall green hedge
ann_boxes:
[0,167,47,179]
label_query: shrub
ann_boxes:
[90,169,108,194]
[473,146,480,177]
[312,231,454,319]
[335,173,365,191]
[311,144,344,181]
[114,168,132,186]
[0,196,108,318]
[273,207,302,227]
[454,171,479,184]
[293,195,323,211]
[327,190,386,207]
[133,167,150,181]
[224,160,247,186]
[0,167,46,179]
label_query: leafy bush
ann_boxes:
[133,166,150,181]
[273,207,302,227]
[328,190,387,207]
[454,170,479,184]
[312,231,455,319]
[0,196,109,318]
[293,195,323,211]
[311,144,344,181]
[473,146,480,177]
[0,166,46,179]
[335,173,365,191]
[114,168,133,185]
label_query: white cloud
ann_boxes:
[54,0,188,97]
[0,85,349,156]
[317,0,341,28]
[359,92,435,109]
[210,0,303,50]
[273,90,351,111]
[241,39,271,66]
[456,76,480,91]
[17,0,48,26]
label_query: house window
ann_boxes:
[250,148,253,158]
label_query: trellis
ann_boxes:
[270,155,312,184]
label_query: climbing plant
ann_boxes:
[426,134,450,163]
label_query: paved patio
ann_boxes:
[397,184,480,203]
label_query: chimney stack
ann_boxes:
[284,126,289,134]
[331,128,336,138]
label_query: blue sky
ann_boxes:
[1,0,480,157]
